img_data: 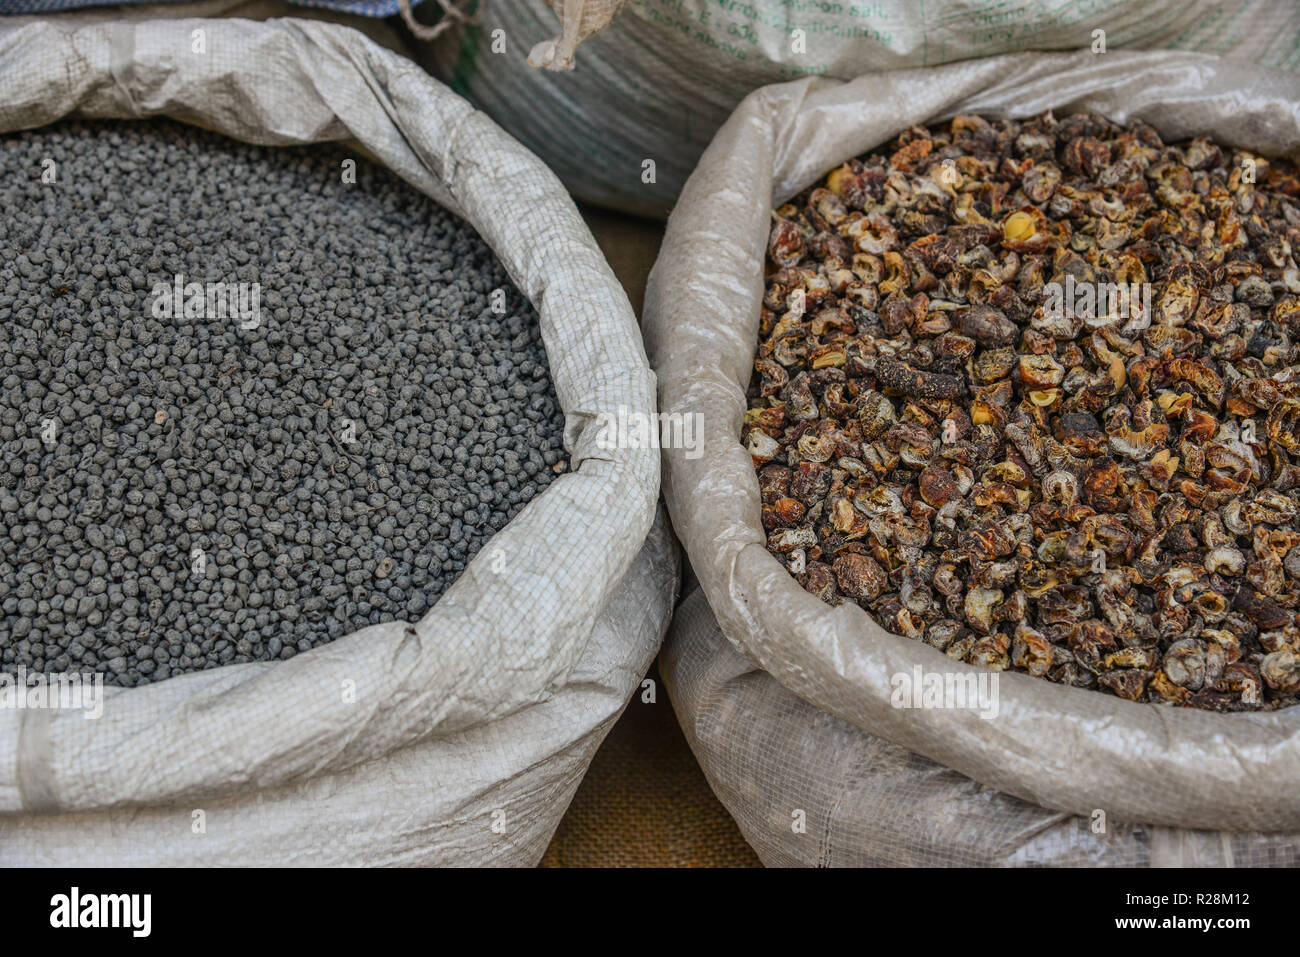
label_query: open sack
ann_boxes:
[644,49,1300,861]
[0,16,676,865]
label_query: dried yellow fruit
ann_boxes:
[1003,210,1035,241]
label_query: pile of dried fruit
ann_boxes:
[745,110,1300,711]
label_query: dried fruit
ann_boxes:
[748,111,1300,710]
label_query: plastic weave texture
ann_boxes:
[643,51,1300,837]
[663,588,1300,867]
[0,16,675,866]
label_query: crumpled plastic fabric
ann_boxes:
[525,0,621,70]
[0,16,676,866]
[644,50,1300,837]
[664,588,1300,867]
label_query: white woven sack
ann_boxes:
[644,50,1300,837]
[664,587,1300,866]
[0,16,673,865]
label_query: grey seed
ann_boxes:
[0,119,564,687]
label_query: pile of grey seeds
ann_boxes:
[0,119,566,686]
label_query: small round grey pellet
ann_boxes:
[0,119,566,687]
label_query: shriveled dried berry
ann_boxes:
[957,305,1019,347]
[833,553,887,601]
[1262,650,1300,693]
[749,110,1300,710]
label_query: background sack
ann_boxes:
[0,16,675,866]
[642,50,1300,850]
[413,0,1300,217]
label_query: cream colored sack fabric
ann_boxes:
[0,16,674,865]
[7,511,676,866]
[526,0,622,69]
[664,587,1300,866]
[644,50,1300,835]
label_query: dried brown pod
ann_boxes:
[874,356,964,400]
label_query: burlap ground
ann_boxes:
[540,663,759,868]
[539,214,758,868]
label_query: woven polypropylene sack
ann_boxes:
[643,50,1300,842]
[412,0,1300,218]
[0,16,676,866]
[663,588,1300,866]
